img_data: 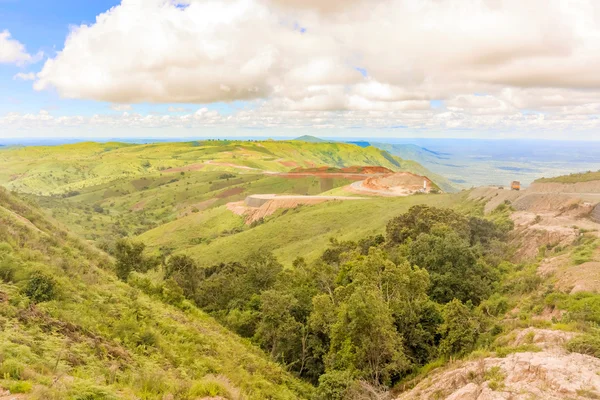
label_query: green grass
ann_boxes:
[0,140,453,196]
[156,193,467,267]
[0,187,312,399]
[138,206,245,252]
[1,139,454,244]
[571,235,598,265]
[535,171,600,184]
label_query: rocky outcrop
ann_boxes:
[590,203,600,223]
[397,329,600,400]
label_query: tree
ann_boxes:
[244,252,283,293]
[328,286,408,385]
[316,370,355,400]
[408,229,496,304]
[386,205,470,246]
[468,216,505,246]
[24,271,57,303]
[114,239,157,281]
[438,299,480,358]
[254,290,303,366]
[165,254,200,298]
[342,249,438,365]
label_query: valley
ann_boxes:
[2,140,600,399]
[6,2,600,398]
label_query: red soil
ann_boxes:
[279,165,394,180]
[131,200,146,211]
[279,160,299,168]
[289,166,393,174]
[341,166,393,174]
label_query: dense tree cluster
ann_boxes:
[119,205,514,397]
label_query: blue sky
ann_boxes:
[0,0,117,114]
[1,0,600,140]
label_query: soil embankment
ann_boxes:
[469,185,600,261]
[228,194,365,224]
[348,172,433,196]
[529,180,600,194]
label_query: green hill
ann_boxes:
[0,140,454,195]
[0,140,455,244]
[293,135,326,143]
[0,188,312,399]
[139,193,467,267]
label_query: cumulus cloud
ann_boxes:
[262,0,372,13]
[29,0,600,127]
[0,30,38,65]
[5,101,600,139]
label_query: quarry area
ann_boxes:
[347,172,434,196]
[226,167,435,223]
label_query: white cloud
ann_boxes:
[263,0,372,13]
[0,30,38,65]
[167,106,190,113]
[13,72,36,81]
[110,104,132,111]
[5,100,600,140]
[24,0,600,135]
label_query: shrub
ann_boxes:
[0,359,24,379]
[8,380,32,393]
[162,279,185,306]
[485,366,506,391]
[188,377,231,398]
[317,370,355,400]
[495,344,541,358]
[0,258,16,282]
[23,271,57,303]
[567,335,600,358]
[69,382,118,400]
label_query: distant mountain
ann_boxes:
[293,135,326,143]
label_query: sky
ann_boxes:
[2,0,600,140]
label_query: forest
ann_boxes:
[112,204,517,398]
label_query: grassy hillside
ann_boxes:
[535,170,600,183]
[26,170,354,243]
[0,140,453,196]
[0,140,454,244]
[139,193,468,267]
[0,188,312,399]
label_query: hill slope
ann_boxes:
[0,188,312,399]
[0,140,454,244]
[0,140,454,195]
[138,193,465,266]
